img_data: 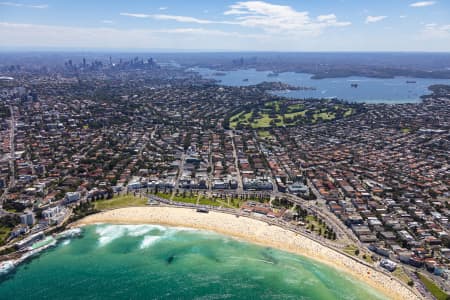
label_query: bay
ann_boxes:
[193,67,450,103]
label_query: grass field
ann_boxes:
[252,113,278,128]
[258,130,272,138]
[155,192,171,199]
[401,127,411,133]
[229,100,353,129]
[305,215,328,235]
[418,272,449,300]
[229,111,248,128]
[284,110,307,120]
[342,244,373,264]
[94,195,147,210]
[172,193,198,204]
[392,267,411,284]
[198,197,222,207]
[313,112,336,122]
[344,108,353,117]
[0,226,12,245]
[286,103,304,112]
[264,101,281,112]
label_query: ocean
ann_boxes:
[0,224,387,299]
[193,67,450,104]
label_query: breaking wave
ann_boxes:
[140,236,161,249]
[95,224,167,247]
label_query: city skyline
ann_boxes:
[1,0,450,51]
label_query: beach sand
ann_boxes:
[73,207,421,300]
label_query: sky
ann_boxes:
[0,0,449,51]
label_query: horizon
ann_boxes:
[2,49,450,54]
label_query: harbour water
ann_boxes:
[0,224,388,299]
[193,67,450,103]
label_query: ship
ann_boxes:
[406,80,417,84]
[267,72,279,77]
[351,83,358,88]
[243,78,249,82]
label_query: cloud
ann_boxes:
[365,16,387,24]
[159,7,168,11]
[120,13,218,24]
[1,21,449,51]
[0,22,263,49]
[119,13,150,19]
[0,1,47,8]
[101,20,114,24]
[410,1,436,7]
[420,23,450,38]
[148,14,216,24]
[122,1,350,37]
[224,1,351,35]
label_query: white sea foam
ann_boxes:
[95,224,170,247]
[125,225,165,237]
[140,235,161,249]
[61,239,71,246]
[94,224,214,248]
[96,225,127,246]
[169,226,202,233]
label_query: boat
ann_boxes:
[243,78,249,82]
[351,83,358,88]
[406,80,417,84]
[267,72,279,77]
[212,72,226,76]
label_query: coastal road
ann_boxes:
[305,178,362,246]
[281,193,356,246]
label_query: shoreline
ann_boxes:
[72,207,421,300]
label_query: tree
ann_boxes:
[355,249,360,256]
[0,215,20,228]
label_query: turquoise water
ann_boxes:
[194,67,450,103]
[0,224,387,299]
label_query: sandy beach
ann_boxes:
[73,207,421,300]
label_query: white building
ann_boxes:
[20,212,35,226]
[65,192,81,204]
[42,206,61,218]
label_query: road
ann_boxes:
[306,178,362,246]
[173,152,186,198]
[229,130,244,194]
[0,105,16,209]
[280,193,353,246]
[207,139,213,196]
